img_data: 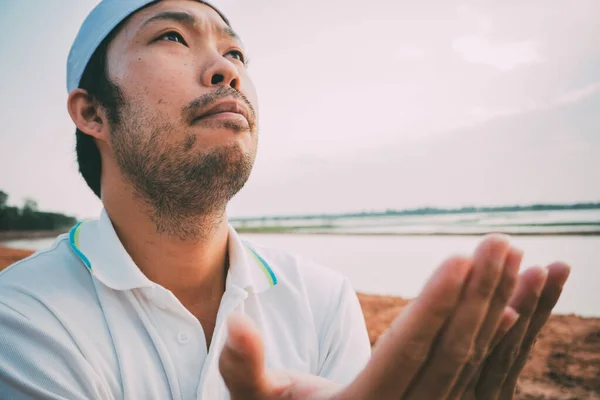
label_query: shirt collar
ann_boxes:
[226,225,278,294]
[68,209,278,293]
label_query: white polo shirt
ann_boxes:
[0,209,371,399]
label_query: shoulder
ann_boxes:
[1,234,73,279]
[0,238,110,399]
[0,235,98,319]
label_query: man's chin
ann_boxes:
[197,132,256,164]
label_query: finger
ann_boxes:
[219,313,269,400]
[475,266,548,399]
[339,255,473,400]
[460,307,521,397]
[498,262,571,398]
[405,234,511,400]
[489,307,522,351]
[448,246,522,398]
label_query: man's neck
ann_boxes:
[102,186,230,308]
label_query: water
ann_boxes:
[240,234,600,317]
[2,237,60,250]
[234,209,600,235]
[3,233,599,317]
[4,210,600,316]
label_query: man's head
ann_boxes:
[67,0,258,236]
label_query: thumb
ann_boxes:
[219,313,269,399]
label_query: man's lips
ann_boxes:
[192,100,251,125]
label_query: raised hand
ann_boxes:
[218,235,570,400]
[459,262,571,400]
[345,235,517,400]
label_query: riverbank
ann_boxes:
[1,247,598,399]
[2,228,600,240]
[0,230,67,241]
[0,246,37,266]
[234,228,600,236]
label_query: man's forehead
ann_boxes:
[126,0,232,37]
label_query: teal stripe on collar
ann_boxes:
[244,243,278,287]
[69,221,93,273]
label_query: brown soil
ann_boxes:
[2,247,598,399]
[0,246,37,267]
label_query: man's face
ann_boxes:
[102,0,259,234]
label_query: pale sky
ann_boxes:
[1,0,599,219]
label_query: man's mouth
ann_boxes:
[192,100,251,125]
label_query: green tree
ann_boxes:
[23,198,39,213]
[0,190,7,209]
[0,190,77,231]
[0,190,19,230]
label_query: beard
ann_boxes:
[109,95,256,240]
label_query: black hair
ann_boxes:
[75,26,125,199]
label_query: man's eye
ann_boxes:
[227,50,246,64]
[157,31,188,45]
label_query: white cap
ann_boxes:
[66,0,228,93]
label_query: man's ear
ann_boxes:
[67,89,109,141]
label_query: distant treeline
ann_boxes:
[0,190,77,231]
[231,202,600,223]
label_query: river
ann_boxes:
[3,232,599,317]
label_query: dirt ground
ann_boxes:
[2,247,598,399]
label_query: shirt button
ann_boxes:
[177,331,190,344]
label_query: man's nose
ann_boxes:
[201,51,242,90]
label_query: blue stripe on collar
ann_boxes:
[69,221,93,273]
[244,243,278,287]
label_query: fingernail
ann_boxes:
[506,247,524,275]
[555,263,572,285]
[512,247,524,259]
[486,232,511,241]
[527,266,548,280]
[505,306,520,325]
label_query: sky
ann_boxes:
[0,0,599,219]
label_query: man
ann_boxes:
[0,1,571,399]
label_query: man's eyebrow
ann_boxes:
[139,10,241,42]
[219,25,241,42]
[140,11,197,30]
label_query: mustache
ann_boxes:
[182,86,256,124]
